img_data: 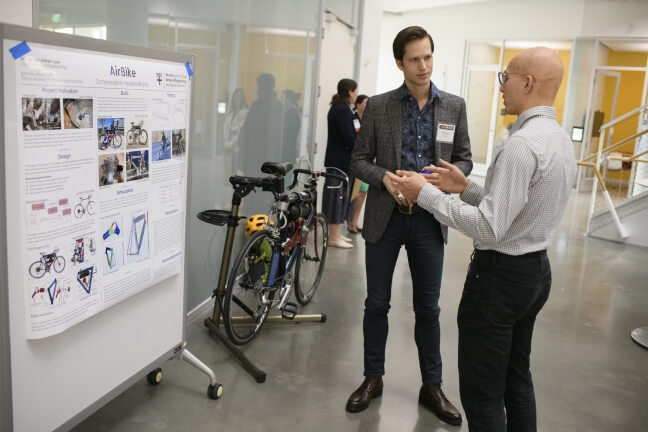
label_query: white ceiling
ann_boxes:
[381,0,644,14]
[382,0,494,14]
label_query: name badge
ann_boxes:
[353,118,361,132]
[436,123,455,143]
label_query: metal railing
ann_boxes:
[577,103,648,238]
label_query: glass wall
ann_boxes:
[463,39,573,174]
[38,0,322,310]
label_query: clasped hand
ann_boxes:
[386,159,469,203]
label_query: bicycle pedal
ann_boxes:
[280,302,298,320]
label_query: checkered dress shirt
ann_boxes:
[417,106,577,256]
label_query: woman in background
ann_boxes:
[348,94,369,234]
[323,78,358,248]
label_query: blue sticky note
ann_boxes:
[9,41,31,59]
[185,61,194,78]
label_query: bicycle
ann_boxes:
[99,128,122,150]
[28,248,66,279]
[126,121,148,145]
[158,132,170,159]
[220,162,346,345]
[74,195,95,218]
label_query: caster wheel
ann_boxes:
[207,383,223,399]
[146,368,162,385]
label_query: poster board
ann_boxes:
[0,24,194,431]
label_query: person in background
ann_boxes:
[348,94,369,234]
[240,74,282,175]
[391,46,576,431]
[281,89,301,166]
[323,78,358,248]
[348,26,472,426]
[224,88,249,175]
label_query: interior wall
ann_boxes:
[1,5,32,430]
[312,14,356,174]
[601,50,648,151]
[0,0,31,26]
[375,0,648,96]
[356,0,384,97]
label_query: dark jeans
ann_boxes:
[363,210,444,384]
[458,249,551,432]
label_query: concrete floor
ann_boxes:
[72,190,648,432]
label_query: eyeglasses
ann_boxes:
[497,71,532,85]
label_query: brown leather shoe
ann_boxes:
[419,383,462,426]
[345,377,383,413]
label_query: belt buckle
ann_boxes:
[398,204,413,214]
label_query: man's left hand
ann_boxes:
[389,170,428,202]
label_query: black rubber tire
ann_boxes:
[294,213,328,305]
[207,383,223,399]
[222,230,276,345]
[146,368,162,385]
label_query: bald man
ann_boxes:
[390,47,577,431]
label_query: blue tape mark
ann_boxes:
[185,61,194,78]
[9,41,31,59]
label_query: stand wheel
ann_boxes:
[147,368,162,385]
[207,383,223,399]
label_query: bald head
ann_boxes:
[508,47,563,106]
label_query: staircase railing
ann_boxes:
[577,103,648,239]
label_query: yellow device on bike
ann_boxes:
[245,214,269,236]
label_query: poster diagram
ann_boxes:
[30,278,71,307]
[28,248,66,279]
[172,129,186,157]
[22,97,61,130]
[126,119,148,149]
[26,197,73,226]
[10,40,191,339]
[98,153,125,186]
[152,130,171,161]
[63,98,93,129]
[126,211,150,264]
[126,150,149,181]
[97,117,124,150]
[73,193,96,219]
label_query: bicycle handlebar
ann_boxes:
[287,168,348,191]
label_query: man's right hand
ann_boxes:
[383,172,413,206]
[423,159,470,194]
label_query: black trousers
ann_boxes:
[458,249,551,432]
[364,210,444,383]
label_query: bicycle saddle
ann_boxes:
[261,162,292,177]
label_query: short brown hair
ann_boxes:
[392,26,434,61]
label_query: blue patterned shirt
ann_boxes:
[400,82,442,172]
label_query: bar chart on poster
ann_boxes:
[1,24,195,432]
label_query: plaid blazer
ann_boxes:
[350,87,473,244]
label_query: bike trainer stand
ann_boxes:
[199,187,326,384]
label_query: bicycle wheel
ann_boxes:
[223,230,277,345]
[86,201,96,215]
[53,256,66,273]
[111,134,122,149]
[126,130,134,144]
[29,261,47,278]
[139,129,148,145]
[74,204,84,218]
[294,213,328,305]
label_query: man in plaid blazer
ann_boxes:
[347,26,472,426]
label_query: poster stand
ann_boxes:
[0,23,220,432]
